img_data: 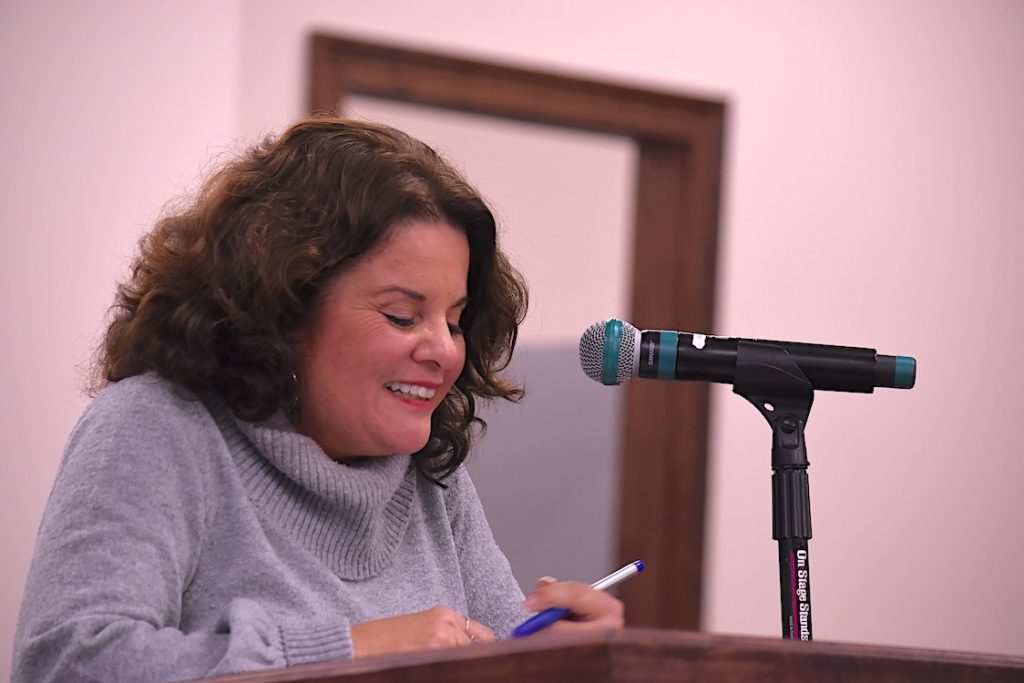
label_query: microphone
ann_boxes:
[579,319,916,393]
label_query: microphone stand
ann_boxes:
[733,340,815,641]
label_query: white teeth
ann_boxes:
[385,382,436,400]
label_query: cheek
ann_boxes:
[450,340,468,380]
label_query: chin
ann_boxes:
[385,430,432,456]
[397,438,432,456]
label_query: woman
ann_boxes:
[13,117,623,682]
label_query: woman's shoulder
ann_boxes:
[79,373,217,435]
[89,372,201,413]
[65,373,220,472]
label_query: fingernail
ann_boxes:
[537,576,556,585]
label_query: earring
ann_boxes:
[285,370,300,414]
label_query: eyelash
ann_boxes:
[384,314,463,336]
[384,314,414,328]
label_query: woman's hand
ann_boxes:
[351,606,495,658]
[521,576,625,634]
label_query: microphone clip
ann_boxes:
[733,340,814,471]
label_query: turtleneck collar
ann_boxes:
[205,399,418,580]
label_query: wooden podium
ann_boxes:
[204,628,1024,682]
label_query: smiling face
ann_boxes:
[293,220,470,459]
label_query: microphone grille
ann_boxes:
[579,319,638,385]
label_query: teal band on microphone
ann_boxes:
[657,331,679,379]
[602,319,623,385]
[894,356,916,389]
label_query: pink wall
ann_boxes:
[4,1,1023,676]
[0,1,241,676]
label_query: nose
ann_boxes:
[412,317,464,371]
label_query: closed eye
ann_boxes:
[384,313,462,336]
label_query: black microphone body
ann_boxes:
[580,319,916,392]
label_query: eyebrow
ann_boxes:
[374,286,468,309]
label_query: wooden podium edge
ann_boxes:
[202,628,1024,683]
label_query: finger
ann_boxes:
[462,617,496,644]
[534,575,557,589]
[524,582,624,624]
[524,580,588,611]
[433,607,477,648]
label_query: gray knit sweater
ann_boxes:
[13,374,527,682]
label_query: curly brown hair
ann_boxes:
[94,116,528,481]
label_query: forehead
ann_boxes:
[371,219,466,263]
[331,220,470,296]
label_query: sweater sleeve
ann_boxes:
[12,377,351,683]
[443,467,529,639]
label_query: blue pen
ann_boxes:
[511,560,646,638]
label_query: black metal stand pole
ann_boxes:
[733,340,815,641]
[773,425,813,641]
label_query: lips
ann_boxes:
[384,382,437,401]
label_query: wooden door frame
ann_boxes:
[308,34,725,630]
